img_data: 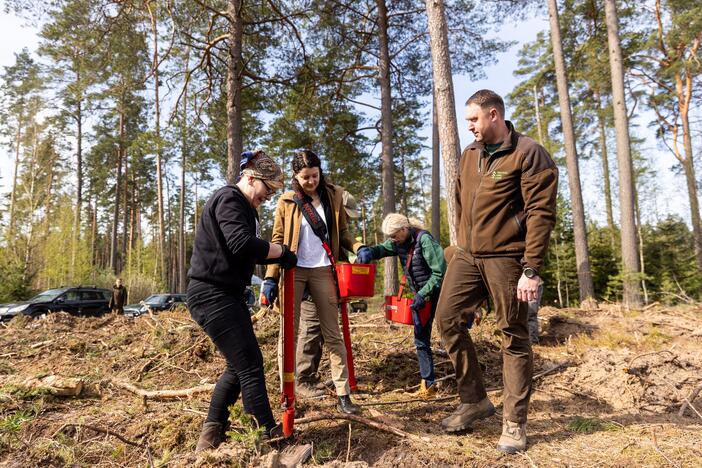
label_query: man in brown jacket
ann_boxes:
[436,90,558,453]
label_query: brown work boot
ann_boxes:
[497,420,527,454]
[296,381,326,399]
[414,379,438,399]
[195,421,226,452]
[440,397,495,432]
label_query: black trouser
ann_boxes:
[187,279,275,431]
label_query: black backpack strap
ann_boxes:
[292,192,328,242]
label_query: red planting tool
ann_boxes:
[280,269,296,437]
[339,301,357,392]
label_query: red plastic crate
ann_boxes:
[384,295,431,326]
[336,263,376,298]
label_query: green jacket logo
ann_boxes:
[491,171,506,180]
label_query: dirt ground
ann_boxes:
[1,300,701,467]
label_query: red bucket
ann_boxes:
[384,295,431,326]
[336,263,376,299]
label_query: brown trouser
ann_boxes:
[296,298,324,383]
[436,248,533,423]
[278,266,350,396]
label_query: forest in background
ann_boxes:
[0,0,700,307]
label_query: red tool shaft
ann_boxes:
[281,269,296,437]
[340,302,357,392]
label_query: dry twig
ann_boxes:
[295,412,424,441]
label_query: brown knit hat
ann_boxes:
[241,151,284,189]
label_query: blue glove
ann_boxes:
[356,246,373,264]
[410,294,426,312]
[261,279,278,306]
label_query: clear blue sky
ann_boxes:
[0,9,689,227]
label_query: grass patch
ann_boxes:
[567,417,621,434]
[225,404,265,448]
[571,324,671,353]
[310,440,336,465]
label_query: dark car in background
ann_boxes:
[123,293,187,317]
[0,286,111,322]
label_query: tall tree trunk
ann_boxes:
[90,195,97,268]
[634,191,648,304]
[8,117,22,241]
[547,0,596,307]
[179,52,190,293]
[424,0,460,245]
[226,0,244,183]
[71,70,83,280]
[679,77,702,272]
[122,150,129,270]
[593,90,616,249]
[431,88,440,240]
[194,179,199,238]
[533,84,545,145]
[377,0,398,296]
[110,106,125,275]
[604,0,642,307]
[149,2,167,284]
[23,125,39,283]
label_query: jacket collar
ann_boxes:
[470,120,519,155]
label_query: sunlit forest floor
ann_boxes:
[1,299,701,467]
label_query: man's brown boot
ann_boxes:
[440,397,495,432]
[195,421,225,452]
[497,420,527,454]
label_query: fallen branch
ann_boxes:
[628,350,675,369]
[533,362,570,380]
[55,423,144,447]
[678,383,702,419]
[359,394,458,407]
[110,379,213,400]
[295,412,424,441]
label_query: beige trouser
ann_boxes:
[278,266,350,396]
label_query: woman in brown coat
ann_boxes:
[260,149,364,414]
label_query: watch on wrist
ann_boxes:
[523,267,538,279]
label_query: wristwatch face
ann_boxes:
[523,267,537,278]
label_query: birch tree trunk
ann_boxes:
[604,0,642,307]
[226,0,243,183]
[377,0,398,296]
[424,0,460,245]
[547,0,596,307]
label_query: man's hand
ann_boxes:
[517,273,541,302]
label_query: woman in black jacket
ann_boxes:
[187,151,297,451]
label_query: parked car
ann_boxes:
[123,293,187,317]
[0,286,111,322]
